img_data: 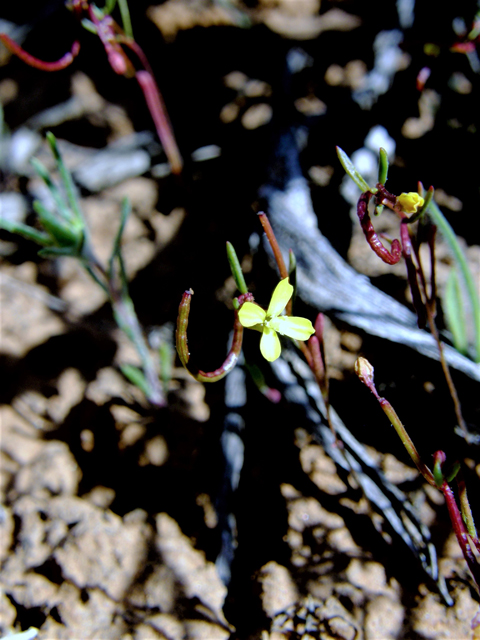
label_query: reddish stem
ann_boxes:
[357,192,402,264]
[400,219,427,327]
[0,33,80,71]
[136,70,183,175]
[87,7,134,76]
[442,479,480,590]
[176,291,252,382]
[257,212,288,280]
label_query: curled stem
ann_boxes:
[357,192,402,264]
[176,290,253,382]
[0,34,80,71]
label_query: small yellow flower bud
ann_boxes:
[396,192,425,214]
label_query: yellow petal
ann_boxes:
[260,326,281,361]
[238,301,266,327]
[267,278,293,318]
[271,315,315,340]
[397,192,424,214]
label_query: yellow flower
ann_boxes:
[238,278,315,362]
[397,192,425,214]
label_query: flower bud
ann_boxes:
[396,192,425,214]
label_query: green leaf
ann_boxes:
[427,197,480,362]
[33,200,83,251]
[109,197,130,291]
[30,157,73,223]
[0,217,52,245]
[159,340,173,392]
[336,146,375,193]
[120,364,150,396]
[117,0,133,39]
[38,246,82,258]
[226,241,248,294]
[444,268,468,355]
[45,132,83,221]
[288,249,297,303]
[377,147,389,185]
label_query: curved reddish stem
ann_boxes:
[357,192,402,264]
[0,34,80,71]
[176,291,253,382]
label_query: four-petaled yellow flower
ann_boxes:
[238,278,315,362]
[397,192,424,214]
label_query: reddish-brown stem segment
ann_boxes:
[136,70,183,175]
[441,478,480,590]
[357,191,402,264]
[176,290,253,382]
[400,219,427,327]
[258,212,288,280]
[258,212,292,314]
[0,34,80,71]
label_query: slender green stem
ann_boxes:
[112,294,165,406]
[355,357,436,485]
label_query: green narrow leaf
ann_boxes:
[288,249,297,303]
[336,146,374,193]
[104,0,117,14]
[226,241,248,294]
[33,200,82,250]
[159,340,173,392]
[427,197,480,362]
[374,148,388,215]
[117,0,133,39]
[30,157,72,222]
[109,197,131,290]
[38,246,82,258]
[377,147,389,184]
[0,217,52,245]
[120,364,150,396]
[444,268,468,355]
[45,132,83,221]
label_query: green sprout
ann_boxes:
[238,278,314,362]
[0,133,166,407]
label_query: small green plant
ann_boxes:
[356,356,480,630]
[0,132,167,407]
[176,211,335,433]
[337,145,480,442]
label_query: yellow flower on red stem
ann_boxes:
[238,278,314,362]
[397,192,425,214]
